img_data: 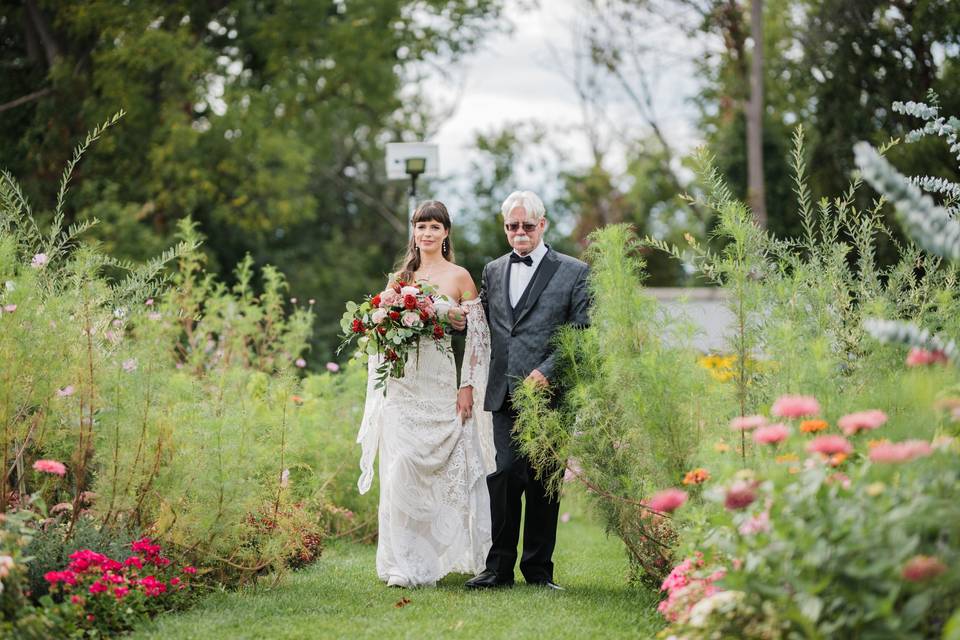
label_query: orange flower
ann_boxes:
[290,395,304,404]
[829,452,848,467]
[788,466,801,474]
[775,453,799,464]
[714,442,730,453]
[800,419,828,433]
[682,468,710,485]
[867,438,890,449]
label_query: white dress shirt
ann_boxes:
[509,241,548,308]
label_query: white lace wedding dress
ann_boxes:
[357,298,495,587]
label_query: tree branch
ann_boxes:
[0,88,53,114]
[24,0,60,67]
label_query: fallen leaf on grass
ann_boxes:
[394,597,411,608]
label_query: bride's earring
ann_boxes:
[442,239,448,255]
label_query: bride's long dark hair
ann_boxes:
[395,200,455,283]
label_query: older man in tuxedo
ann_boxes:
[464,190,590,590]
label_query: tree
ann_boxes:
[0,0,504,358]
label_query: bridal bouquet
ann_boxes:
[338,280,453,391]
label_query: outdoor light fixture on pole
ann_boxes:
[385,142,439,238]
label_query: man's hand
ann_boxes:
[457,386,474,423]
[448,306,466,331]
[525,369,549,388]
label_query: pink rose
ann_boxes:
[806,435,852,456]
[837,410,887,436]
[400,285,420,297]
[379,289,400,308]
[401,311,422,328]
[771,394,820,418]
[646,488,688,513]
[729,415,766,431]
[370,308,388,324]
[752,423,791,445]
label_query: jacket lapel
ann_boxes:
[512,249,560,328]
[500,256,514,324]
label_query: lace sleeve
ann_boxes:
[460,298,490,390]
[356,354,384,494]
[459,299,495,473]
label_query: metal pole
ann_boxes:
[407,173,419,240]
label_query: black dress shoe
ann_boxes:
[527,580,564,590]
[464,570,514,589]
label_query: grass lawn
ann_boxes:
[130,499,665,639]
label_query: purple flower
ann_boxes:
[31,253,49,268]
[295,358,307,368]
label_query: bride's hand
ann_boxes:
[448,306,466,331]
[457,386,473,423]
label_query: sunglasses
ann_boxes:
[504,222,539,233]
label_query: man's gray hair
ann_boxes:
[500,190,546,222]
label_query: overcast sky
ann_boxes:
[416,0,707,216]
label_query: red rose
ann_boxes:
[419,310,429,321]
[403,295,418,310]
[371,294,381,307]
[377,326,386,335]
[386,349,398,361]
[389,310,401,321]
[351,319,364,334]
[433,324,444,339]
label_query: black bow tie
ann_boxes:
[510,253,533,266]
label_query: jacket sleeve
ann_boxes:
[535,262,591,382]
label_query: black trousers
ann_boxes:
[484,400,561,582]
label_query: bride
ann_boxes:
[356,200,495,588]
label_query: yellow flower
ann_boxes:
[867,438,890,449]
[865,482,886,496]
[714,442,730,453]
[775,453,799,464]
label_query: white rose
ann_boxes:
[400,286,420,298]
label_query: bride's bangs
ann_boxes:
[412,200,451,229]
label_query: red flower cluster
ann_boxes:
[44,537,194,611]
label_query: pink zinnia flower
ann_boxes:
[730,415,766,431]
[113,586,129,599]
[183,566,197,575]
[901,555,947,582]
[56,385,75,397]
[724,482,757,510]
[3,304,16,313]
[837,410,887,436]
[647,488,688,513]
[326,362,340,373]
[753,423,791,445]
[869,440,933,464]
[806,435,852,456]
[771,395,820,418]
[33,459,67,476]
[906,348,948,367]
[738,510,770,535]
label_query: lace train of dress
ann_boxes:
[357,299,494,587]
